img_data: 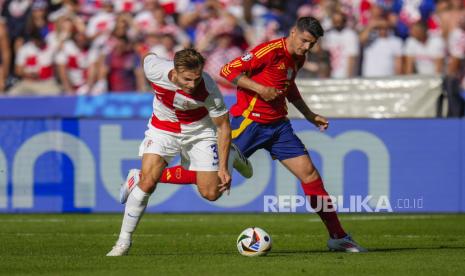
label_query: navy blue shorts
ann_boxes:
[231,116,308,160]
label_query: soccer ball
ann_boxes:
[236,227,272,256]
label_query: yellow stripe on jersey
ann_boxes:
[231,60,242,66]
[255,41,283,59]
[256,44,283,59]
[231,95,258,139]
[254,41,281,57]
[221,64,231,76]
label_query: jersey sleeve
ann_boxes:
[286,81,303,102]
[219,46,271,83]
[203,72,229,118]
[143,54,168,83]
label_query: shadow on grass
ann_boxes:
[269,245,465,256]
[127,246,465,257]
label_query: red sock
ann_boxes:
[159,166,197,184]
[301,178,347,239]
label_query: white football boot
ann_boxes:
[119,169,140,204]
[327,235,368,253]
[230,143,253,178]
[106,242,131,256]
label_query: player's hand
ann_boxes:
[258,86,282,101]
[218,169,232,194]
[311,114,329,132]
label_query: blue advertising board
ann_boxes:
[0,111,463,213]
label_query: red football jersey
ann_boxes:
[220,37,305,124]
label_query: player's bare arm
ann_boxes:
[291,98,329,131]
[211,113,232,192]
[235,75,282,101]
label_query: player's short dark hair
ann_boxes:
[174,48,205,72]
[296,17,324,39]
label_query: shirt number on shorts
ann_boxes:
[210,144,219,161]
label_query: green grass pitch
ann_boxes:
[0,213,464,275]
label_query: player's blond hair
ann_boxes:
[174,48,205,72]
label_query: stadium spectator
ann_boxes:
[203,30,242,94]
[25,0,50,39]
[55,32,99,95]
[322,11,360,78]
[149,32,182,60]
[297,41,332,79]
[439,0,465,39]
[85,0,115,40]
[103,34,145,92]
[8,30,61,95]
[151,7,190,47]
[404,22,445,75]
[1,0,32,52]
[391,0,436,39]
[360,18,403,77]
[0,17,11,92]
[133,0,159,36]
[443,17,465,117]
[0,0,461,96]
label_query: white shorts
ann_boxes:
[138,129,219,171]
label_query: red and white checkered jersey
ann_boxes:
[448,28,465,59]
[143,54,228,135]
[85,11,115,37]
[16,42,56,80]
[134,10,155,33]
[55,41,99,88]
[114,0,143,13]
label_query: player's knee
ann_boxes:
[139,174,158,193]
[200,190,221,201]
[302,167,321,184]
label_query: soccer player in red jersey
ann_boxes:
[220,16,367,252]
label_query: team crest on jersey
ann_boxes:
[241,52,253,61]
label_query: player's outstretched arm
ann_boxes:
[211,113,232,192]
[291,98,329,131]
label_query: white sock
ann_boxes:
[117,185,150,245]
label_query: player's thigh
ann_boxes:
[196,171,221,201]
[138,130,181,192]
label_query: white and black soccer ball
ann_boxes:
[236,227,272,256]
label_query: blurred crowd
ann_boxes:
[0,0,464,98]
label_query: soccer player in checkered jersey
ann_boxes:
[107,49,252,256]
[219,17,367,252]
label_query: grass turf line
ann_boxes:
[0,213,464,275]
